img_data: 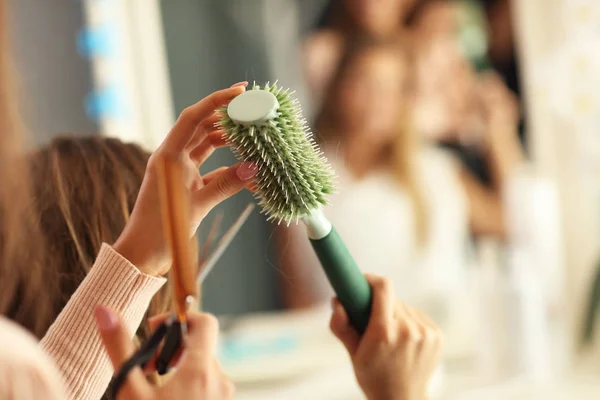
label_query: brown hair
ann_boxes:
[0,0,52,332]
[315,37,428,244]
[25,135,172,335]
[26,135,172,398]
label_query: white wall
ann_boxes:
[514,0,600,359]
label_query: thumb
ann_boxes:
[94,306,150,398]
[329,298,360,356]
[183,313,220,362]
[193,162,257,218]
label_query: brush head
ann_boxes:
[219,82,335,224]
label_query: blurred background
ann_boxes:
[9,0,600,398]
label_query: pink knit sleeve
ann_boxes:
[40,243,167,400]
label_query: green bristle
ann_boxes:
[218,82,336,224]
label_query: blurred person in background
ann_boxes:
[410,0,494,186]
[480,0,526,155]
[304,0,418,109]
[409,0,525,187]
[276,39,523,338]
[480,0,522,110]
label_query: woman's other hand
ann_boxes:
[330,275,443,400]
[479,72,519,134]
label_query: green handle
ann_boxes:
[310,227,372,334]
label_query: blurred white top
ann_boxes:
[320,145,473,322]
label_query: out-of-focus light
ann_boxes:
[76,24,116,58]
[84,84,125,121]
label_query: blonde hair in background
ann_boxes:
[315,37,429,245]
[391,111,428,245]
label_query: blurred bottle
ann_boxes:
[474,164,567,383]
[505,165,568,380]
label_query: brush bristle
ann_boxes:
[218,82,336,224]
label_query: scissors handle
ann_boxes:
[110,317,174,398]
[155,320,184,375]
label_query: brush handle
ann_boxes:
[310,227,372,334]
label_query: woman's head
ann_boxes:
[23,136,172,339]
[318,38,414,148]
[316,39,428,243]
[410,0,459,40]
[409,0,481,141]
[324,0,417,37]
[342,0,417,36]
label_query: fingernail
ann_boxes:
[235,162,258,181]
[231,81,248,88]
[95,306,118,331]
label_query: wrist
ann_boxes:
[364,389,405,400]
[113,230,162,277]
[364,387,426,400]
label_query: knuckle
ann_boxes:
[186,367,210,389]
[179,106,193,122]
[411,329,424,344]
[215,175,232,196]
[372,276,393,293]
[422,326,436,342]
[195,313,219,331]
[371,321,394,344]
[399,321,419,342]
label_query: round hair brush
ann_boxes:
[219,82,372,333]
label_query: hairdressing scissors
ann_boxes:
[110,156,254,397]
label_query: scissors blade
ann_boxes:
[196,203,255,283]
[198,211,224,266]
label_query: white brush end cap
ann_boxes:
[227,90,279,126]
[303,209,332,240]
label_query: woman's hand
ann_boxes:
[113,82,257,276]
[95,307,234,399]
[478,72,519,135]
[477,72,523,184]
[330,275,443,400]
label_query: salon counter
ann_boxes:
[217,307,600,400]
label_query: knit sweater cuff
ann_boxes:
[41,243,167,400]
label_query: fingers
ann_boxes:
[192,162,257,218]
[190,132,228,168]
[180,313,221,367]
[201,167,229,185]
[203,167,256,192]
[185,112,224,152]
[395,303,443,368]
[94,306,150,398]
[411,308,444,357]
[481,70,503,87]
[365,274,396,331]
[162,84,246,154]
[329,298,360,355]
[398,303,425,340]
[177,313,236,398]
